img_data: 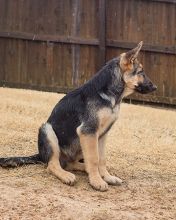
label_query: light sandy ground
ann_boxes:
[0,87,176,220]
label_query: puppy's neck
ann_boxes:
[108,66,125,105]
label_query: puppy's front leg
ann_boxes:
[77,130,108,191]
[99,135,122,185]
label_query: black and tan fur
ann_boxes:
[0,42,157,191]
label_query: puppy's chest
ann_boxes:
[97,105,120,136]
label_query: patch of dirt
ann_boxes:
[0,87,176,220]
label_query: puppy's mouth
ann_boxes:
[135,84,157,94]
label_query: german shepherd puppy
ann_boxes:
[0,42,157,191]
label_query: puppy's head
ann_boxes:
[120,41,157,94]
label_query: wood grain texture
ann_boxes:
[0,0,175,105]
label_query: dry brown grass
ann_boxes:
[0,87,176,220]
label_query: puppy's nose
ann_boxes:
[152,84,157,91]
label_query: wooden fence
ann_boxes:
[0,0,176,105]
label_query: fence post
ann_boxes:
[98,0,106,68]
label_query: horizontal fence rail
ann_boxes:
[1,31,176,55]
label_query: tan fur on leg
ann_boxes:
[45,123,76,185]
[99,135,122,185]
[77,128,108,191]
[66,161,85,171]
[66,151,85,171]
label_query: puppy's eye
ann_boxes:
[137,71,143,75]
[132,70,138,76]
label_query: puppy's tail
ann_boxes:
[0,154,42,168]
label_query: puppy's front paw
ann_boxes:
[103,175,123,185]
[89,176,108,191]
[61,171,76,185]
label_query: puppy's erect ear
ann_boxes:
[120,41,143,71]
[125,41,143,62]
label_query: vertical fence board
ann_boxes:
[98,0,106,68]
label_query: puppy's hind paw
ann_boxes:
[103,175,123,186]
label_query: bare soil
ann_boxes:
[0,87,176,220]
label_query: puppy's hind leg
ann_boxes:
[67,161,85,172]
[66,152,85,172]
[40,123,76,185]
